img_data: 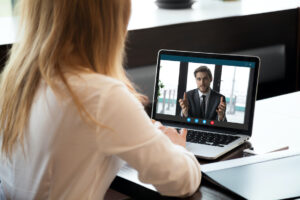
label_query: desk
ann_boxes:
[110,92,300,199]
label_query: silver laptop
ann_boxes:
[151,50,260,160]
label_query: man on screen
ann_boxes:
[179,66,227,121]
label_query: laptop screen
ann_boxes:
[152,50,260,136]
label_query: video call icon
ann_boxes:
[194,119,199,123]
[187,118,191,122]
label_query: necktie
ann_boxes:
[201,95,206,118]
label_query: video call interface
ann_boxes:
[154,54,256,130]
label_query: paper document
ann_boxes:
[117,164,156,191]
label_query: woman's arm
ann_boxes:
[96,84,201,197]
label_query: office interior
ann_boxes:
[0,0,300,199]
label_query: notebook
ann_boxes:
[151,49,260,159]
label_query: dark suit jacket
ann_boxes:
[186,89,226,121]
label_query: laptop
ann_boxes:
[151,49,260,160]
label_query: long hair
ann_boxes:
[0,0,147,158]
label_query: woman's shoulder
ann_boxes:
[67,72,125,92]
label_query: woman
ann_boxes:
[0,0,201,199]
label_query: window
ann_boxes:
[0,0,13,17]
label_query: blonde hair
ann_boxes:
[0,0,147,158]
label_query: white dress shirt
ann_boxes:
[0,72,201,199]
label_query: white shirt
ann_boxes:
[0,73,201,199]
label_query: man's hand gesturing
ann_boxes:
[179,92,189,117]
[216,96,226,121]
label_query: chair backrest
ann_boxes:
[0,44,12,73]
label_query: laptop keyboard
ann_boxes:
[186,130,240,147]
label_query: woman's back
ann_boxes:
[0,73,128,199]
[0,73,201,199]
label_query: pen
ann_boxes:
[243,146,289,155]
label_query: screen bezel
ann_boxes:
[151,49,260,136]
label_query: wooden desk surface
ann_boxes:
[110,92,300,199]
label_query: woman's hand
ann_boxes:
[153,120,187,148]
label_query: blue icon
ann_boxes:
[194,119,199,123]
[187,118,191,122]
[202,120,207,124]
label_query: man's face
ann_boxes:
[195,72,212,93]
